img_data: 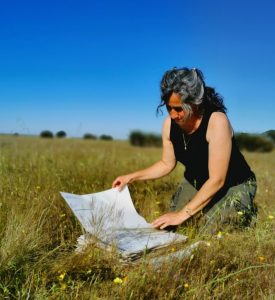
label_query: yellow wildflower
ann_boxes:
[268,215,274,220]
[258,256,265,262]
[58,272,66,281]
[237,211,244,215]
[60,283,67,290]
[171,247,176,252]
[184,283,189,289]
[205,242,211,247]
[217,231,223,239]
[113,277,123,284]
[60,213,66,218]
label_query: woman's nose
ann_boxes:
[170,109,178,119]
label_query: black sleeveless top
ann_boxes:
[170,110,255,190]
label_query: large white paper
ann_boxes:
[60,186,187,261]
[60,186,151,234]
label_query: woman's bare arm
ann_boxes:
[112,117,177,190]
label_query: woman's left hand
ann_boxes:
[151,211,188,230]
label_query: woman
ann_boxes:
[112,67,257,234]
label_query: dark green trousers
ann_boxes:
[170,177,257,234]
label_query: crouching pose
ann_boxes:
[112,67,257,234]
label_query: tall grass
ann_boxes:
[0,135,275,299]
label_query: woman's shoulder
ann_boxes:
[162,116,181,136]
[163,116,171,126]
[162,116,172,132]
[206,111,232,141]
[209,111,229,126]
[162,116,171,136]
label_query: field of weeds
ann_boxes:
[0,135,275,299]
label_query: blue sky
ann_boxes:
[1,0,275,139]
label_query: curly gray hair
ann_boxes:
[157,67,226,117]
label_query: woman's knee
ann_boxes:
[169,180,197,211]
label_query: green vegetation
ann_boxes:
[40,130,54,138]
[0,135,275,299]
[56,130,67,138]
[99,134,113,141]
[129,130,162,147]
[263,130,275,142]
[235,133,273,152]
[83,133,97,140]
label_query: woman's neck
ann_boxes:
[179,114,203,134]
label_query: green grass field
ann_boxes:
[1,135,275,299]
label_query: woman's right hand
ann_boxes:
[112,174,132,191]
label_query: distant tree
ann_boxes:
[129,131,146,146]
[56,130,67,138]
[13,132,19,136]
[144,133,162,147]
[263,130,275,142]
[235,133,273,152]
[100,134,113,141]
[129,130,161,147]
[40,130,54,138]
[83,133,97,140]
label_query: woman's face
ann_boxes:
[166,92,189,126]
